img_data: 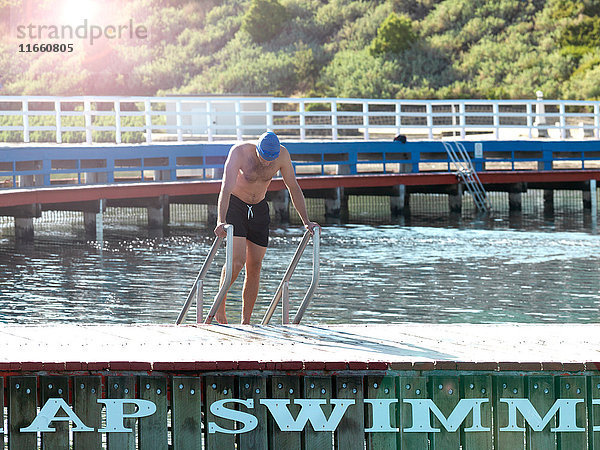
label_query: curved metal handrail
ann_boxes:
[204,224,234,324]
[261,227,320,325]
[175,224,233,325]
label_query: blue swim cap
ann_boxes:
[256,132,280,161]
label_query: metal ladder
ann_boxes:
[442,141,490,213]
[176,225,320,325]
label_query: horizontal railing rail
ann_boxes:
[1,140,600,190]
[0,96,599,144]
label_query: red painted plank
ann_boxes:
[1,170,599,208]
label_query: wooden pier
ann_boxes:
[1,323,599,449]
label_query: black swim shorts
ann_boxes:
[226,194,271,247]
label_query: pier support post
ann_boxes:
[207,204,218,228]
[390,185,406,217]
[325,188,346,223]
[15,218,34,242]
[509,192,522,212]
[448,184,463,214]
[148,195,169,229]
[269,190,290,224]
[508,183,526,212]
[543,190,554,217]
[83,200,104,241]
[583,182,592,210]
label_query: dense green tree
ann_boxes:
[241,0,288,43]
[369,13,416,56]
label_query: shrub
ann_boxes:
[369,13,416,56]
[241,0,289,43]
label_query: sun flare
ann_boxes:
[60,0,99,24]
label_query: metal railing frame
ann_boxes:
[176,224,233,325]
[1,96,600,144]
[262,227,320,325]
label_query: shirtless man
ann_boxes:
[213,131,319,324]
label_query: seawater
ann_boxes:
[0,212,598,325]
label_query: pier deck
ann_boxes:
[2,323,598,370]
[1,324,600,449]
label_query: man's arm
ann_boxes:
[279,147,319,233]
[214,145,241,237]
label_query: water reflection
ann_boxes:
[0,214,599,325]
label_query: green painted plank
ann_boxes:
[526,376,556,450]
[430,376,460,450]
[172,376,202,450]
[588,375,600,449]
[0,377,4,449]
[335,376,364,450]
[73,376,102,450]
[205,375,235,450]
[304,376,333,450]
[590,376,600,450]
[269,375,302,450]
[461,375,492,450]
[557,376,587,450]
[366,375,397,450]
[239,376,268,450]
[398,376,428,450]
[107,376,136,450]
[493,375,525,450]
[8,376,37,450]
[139,376,168,450]
[40,376,70,450]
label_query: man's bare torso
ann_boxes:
[231,143,281,204]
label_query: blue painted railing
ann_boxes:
[1,140,600,189]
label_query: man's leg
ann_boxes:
[215,236,247,324]
[241,240,267,324]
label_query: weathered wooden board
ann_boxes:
[172,376,202,450]
[73,376,102,450]
[9,376,37,450]
[304,376,333,450]
[139,376,168,450]
[204,375,235,450]
[239,376,268,450]
[335,376,364,450]
[366,375,397,450]
[40,375,70,450]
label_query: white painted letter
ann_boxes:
[21,398,93,432]
[364,399,399,432]
[97,399,156,432]
[209,399,257,434]
[500,398,584,432]
[260,399,354,432]
[403,399,490,433]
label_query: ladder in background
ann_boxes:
[443,142,490,213]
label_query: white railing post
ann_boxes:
[55,100,62,144]
[426,103,433,139]
[459,102,466,139]
[331,101,338,140]
[493,102,499,140]
[594,104,599,139]
[235,100,242,141]
[22,99,30,143]
[560,103,566,139]
[526,103,533,139]
[299,100,306,140]
[144,100,152,143]
[114,100,121,144]
[395,102,401,135]
[363,101,369,140]
[206,101,213,142]
[84,100,92,144]
[176,100,183,142]
[266,100,273,132]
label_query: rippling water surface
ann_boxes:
[0,218,599,325]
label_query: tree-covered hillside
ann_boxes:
[1,0,599,99]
